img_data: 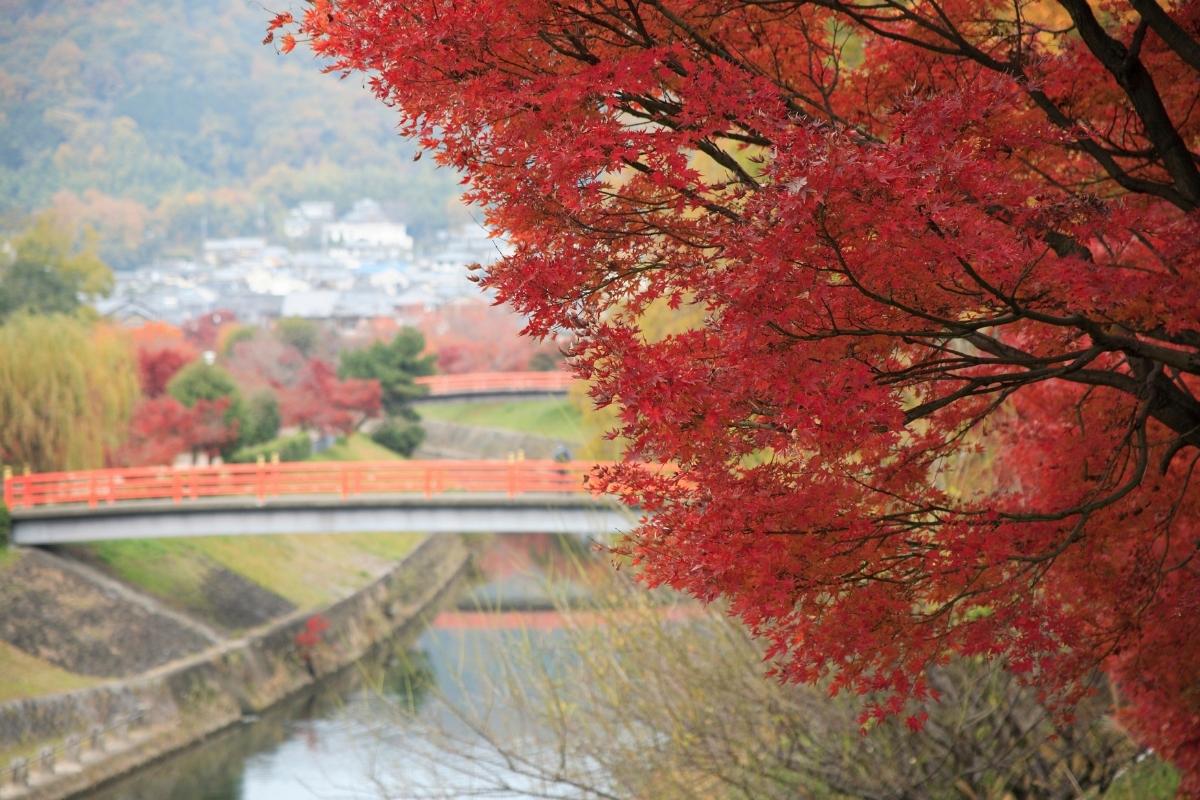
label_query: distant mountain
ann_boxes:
[0,0,465,265]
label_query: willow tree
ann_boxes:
[0,314,138,471]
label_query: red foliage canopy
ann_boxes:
[136,343,197,398]
[111,396,196,467]
[282,0,1200,786]
[112,396,237,466]
[280,358,381,436]
[182,310,238,351]
[225,336,307,397]
[414,301,563,373]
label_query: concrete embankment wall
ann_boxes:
[0,535,469,800]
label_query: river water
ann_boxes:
[89,534,604,800]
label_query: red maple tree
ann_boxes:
[225,335,308,397]
[186,397,241,462]
[111,396,238,466]
[279,0,1200,788]
[280,358,382,436]
[111,396,196,467]
[414,301,563,373]
[182,310,238,351]
[137,344,197,398]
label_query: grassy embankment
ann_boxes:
[67,433,420,628]
[1103,759,1179,798]
[417,398,584,444]
[0,547,101,702]
[0,641,98,703]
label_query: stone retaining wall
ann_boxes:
[0,534,470,800]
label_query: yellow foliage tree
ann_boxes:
[0,315,138,471]
[0,212,113,320]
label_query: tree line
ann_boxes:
[0,217,436,471]
[0,0,466,267]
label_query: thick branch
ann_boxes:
[1055,0,1200,208]
[1127,0,1200,75]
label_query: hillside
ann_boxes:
[0,0,462,265]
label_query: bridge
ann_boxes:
[414,371,574,402]
[3,460,633,545]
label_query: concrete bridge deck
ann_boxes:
[9,493,634,544]
[4,460,633,544]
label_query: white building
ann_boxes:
[323,199,414,259]
[202,237,267,266]
[283,201,336,239]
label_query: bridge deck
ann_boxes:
[4,460,634,544]
[10,493,634,544]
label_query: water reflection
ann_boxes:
[88,534,598,800]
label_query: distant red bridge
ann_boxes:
[4,460,631,545]
[414,371,573,400]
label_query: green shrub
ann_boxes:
[228,432,312,464]
[370,418,425,458]
[168,361,246,459]
[239,391,281,448]
[0,503,10,548]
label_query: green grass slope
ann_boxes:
[417,398,583,444]
[70,431,420,628]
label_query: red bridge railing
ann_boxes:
[3,460,605,511]
[415,371,574,396]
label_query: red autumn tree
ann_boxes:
[136,343,197,398]
[110,396,196,467]
[280,358,382,436]
[225,336,308,397]
[186,397,240,463]
[182,309,238,351]
[414,301,563,373]
[280,0,1200,789]
[111,396,237,466]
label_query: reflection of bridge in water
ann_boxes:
[4,460,631,545]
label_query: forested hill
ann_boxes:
[0,0,462,265]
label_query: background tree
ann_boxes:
[111,395,198,467]
[0,314,137,470]
[274,317,321,358]
[240,391,281,449]
[280,358,381,436]
[167,361,244,459]
[224,335,307,397]
[414,301,562,374]
[136,341,197,397]
[217,323,257,357]
[339,328,435,418]
[181,310,237,352]
[285,0,1200,789]
[184,398,240,463]
[0,213,112,321]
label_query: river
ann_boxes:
[88,534,605,800]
